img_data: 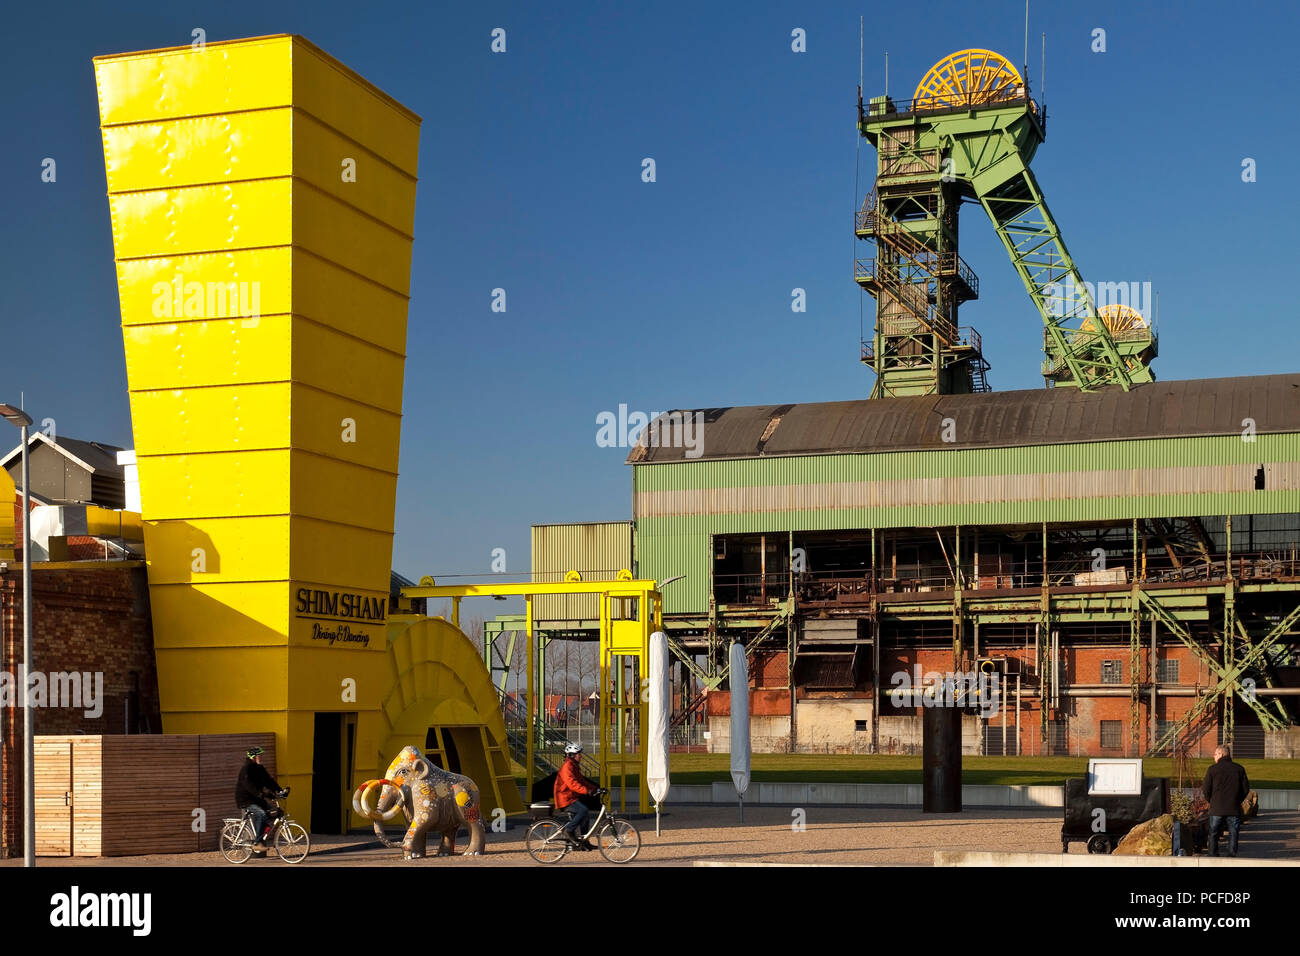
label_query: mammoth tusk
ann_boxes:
[352,779,380,819]
[352,780,379,818]
[373,779,406,822]
[352,778,403,821]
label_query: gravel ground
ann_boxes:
[9,807,1297,867]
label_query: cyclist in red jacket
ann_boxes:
[554,743,603,850]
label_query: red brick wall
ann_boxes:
[714,640,1220,751]
[10,497,32,560]
[706,689,792,717]
[753,651,788,689]
[0,562,157,855]
[703,650,790,716]
[882,643,1218,757]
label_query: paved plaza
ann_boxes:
[7,806,1298,867]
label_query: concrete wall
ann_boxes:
[631,783,1300,810]
[707,715,790,753]
[1265,727,1300,759]
[707,707,991,754]
[876,715,983,754]
[794,698,873,753]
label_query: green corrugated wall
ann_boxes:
[633,433,1300,613]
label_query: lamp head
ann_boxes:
[0,404,33,428]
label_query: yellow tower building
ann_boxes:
[94,35,423,829]
[0,468,14,561]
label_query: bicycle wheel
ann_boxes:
[526,820,569,864]
[220,821,255,864]
[274,821,311,863]
[598,819,640,863]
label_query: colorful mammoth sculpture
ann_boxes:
[352,745,486,859]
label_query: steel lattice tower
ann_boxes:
[856,49,1157,396]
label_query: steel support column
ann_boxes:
[1129,586,1141,751]
[1223,578,1235,745]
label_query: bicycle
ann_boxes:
[219,790,311,864]
[525,789,640,864]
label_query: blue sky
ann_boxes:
[0,0,1295,585]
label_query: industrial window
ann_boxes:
[1100,720,1123,749]
[1046,720,1069,755]
[1101,660,1123,684]
[854,719,868,732]
[1157,659,1180,683]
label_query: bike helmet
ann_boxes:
[564,742,583,755]
[246,746,265,759]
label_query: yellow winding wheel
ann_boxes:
[912,49,1024,109]
[1083,304,1149,339]
[1078,304,1155,372]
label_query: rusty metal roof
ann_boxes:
[628,374,1300,464]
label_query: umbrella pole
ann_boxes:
[655,802,661,836]
[739,792,744,823]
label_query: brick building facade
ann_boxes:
[0,562,157,855]
[704,643,1239,757]
[882,645,1217,757]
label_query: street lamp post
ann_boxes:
[0,403,35,868]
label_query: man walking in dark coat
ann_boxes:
[1202,745,1250,857]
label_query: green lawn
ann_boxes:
[519,754,1300,791]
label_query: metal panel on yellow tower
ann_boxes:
[127,383,294,455]
[125,382,402,470]
[102,110,295,192]
[147,582,288,647]
[115,249,291,327]
[123,318,293,389]
[95,37,295,125]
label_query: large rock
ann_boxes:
[1114,813,1175,856]
[1241,790,1258,818]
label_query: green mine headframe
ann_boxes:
[856,49,1157,396]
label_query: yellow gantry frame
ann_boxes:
[401,578,663,813]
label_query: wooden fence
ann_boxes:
[34,733,276,856]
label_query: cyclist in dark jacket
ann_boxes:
[236,746,285,855]
[1202,745,1250,857]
